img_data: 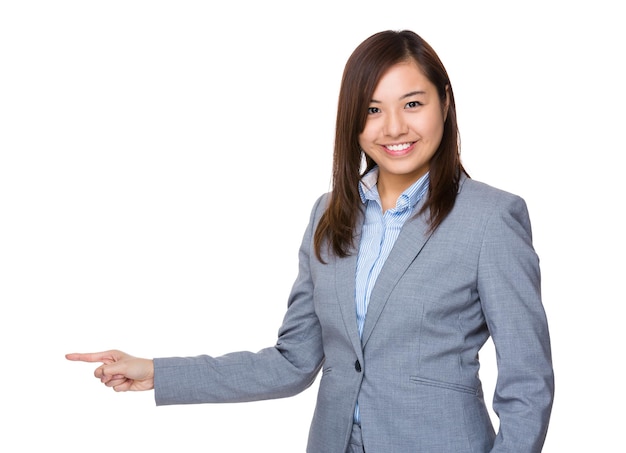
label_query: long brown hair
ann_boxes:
[314,30,467,261]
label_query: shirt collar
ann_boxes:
[358,166,430,212]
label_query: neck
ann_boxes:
[377,178,410,212]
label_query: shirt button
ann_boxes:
[354,360,362,372]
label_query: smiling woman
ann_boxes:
[66,29,554,453]
[358,60,449,210]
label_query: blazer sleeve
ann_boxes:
[153,196,326,405]
[477,193,554,453]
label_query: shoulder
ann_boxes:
[454,177,533,237]
[458,176,522,203]
[312,192,331,218]
[303,192,331,230]
[457,177,528,213]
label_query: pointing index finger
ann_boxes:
[65,351,116,364]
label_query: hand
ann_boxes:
[66,350,155,392]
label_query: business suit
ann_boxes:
[154,175,554,452]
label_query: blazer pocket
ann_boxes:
[409,375,477,395]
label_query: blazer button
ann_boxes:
[354,360,362,372]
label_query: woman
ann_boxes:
[67,30,554,452]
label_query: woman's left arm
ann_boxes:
[477,194,555,453]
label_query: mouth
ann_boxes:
[382,142,415,156]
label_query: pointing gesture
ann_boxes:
[66,350,154,392]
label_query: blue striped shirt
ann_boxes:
[353,167,430,424]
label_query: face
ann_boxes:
[359,60,448,191]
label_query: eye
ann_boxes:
[367,106,381,114]
[405,101,423,109]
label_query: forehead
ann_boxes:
[373,60,432,93]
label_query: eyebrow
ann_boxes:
[370,90,427,103]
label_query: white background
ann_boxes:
[1,1,624,451]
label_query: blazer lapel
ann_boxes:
[332,175,466,353]
[333,214,364,360]
[360,203,433,348]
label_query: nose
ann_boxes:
[383,111,408,137]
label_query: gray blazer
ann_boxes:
[154,176,554,452]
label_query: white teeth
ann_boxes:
[386,143,411,151]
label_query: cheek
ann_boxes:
[358,127,374,148]
[359,124,371,138]
[419,115,445,142]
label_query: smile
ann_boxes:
[385,142,413,152]
[382,142,415,156]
